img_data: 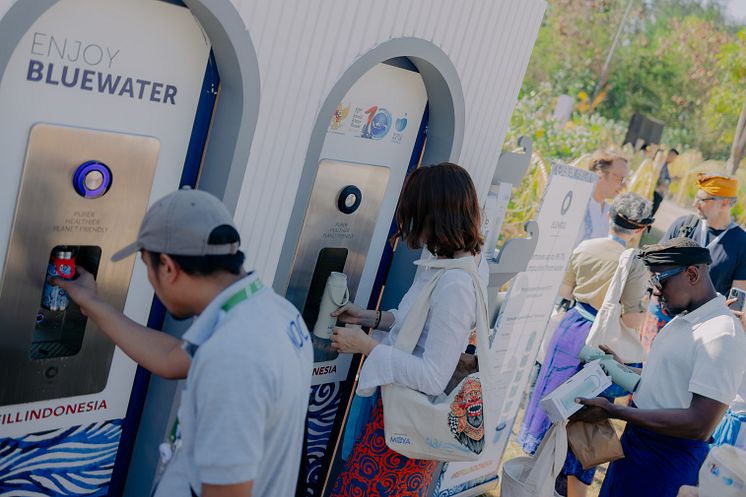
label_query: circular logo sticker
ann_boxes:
[369,108,392,140]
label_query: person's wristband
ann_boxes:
[372,310,381,329]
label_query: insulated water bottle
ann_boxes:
[313,272,349,339]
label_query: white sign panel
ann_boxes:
[436,164,597,496]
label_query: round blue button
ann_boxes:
[73,161,112,199]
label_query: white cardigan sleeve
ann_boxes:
[357,271,476,397]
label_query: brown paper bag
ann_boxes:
[567,419,624,470]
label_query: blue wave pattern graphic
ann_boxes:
[0,420,122,496]
[304,382,341,497]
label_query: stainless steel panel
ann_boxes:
[0,124,160,406]
[285,159,389,330]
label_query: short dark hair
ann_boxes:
[148,224,245,276]
[393,162,483,257]
[669,148,680,156]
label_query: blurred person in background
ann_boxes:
[576,153,630,245]
[652,148,679,216]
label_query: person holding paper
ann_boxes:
[576,237,746,497]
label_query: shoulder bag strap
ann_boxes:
[602,248,635,306]
[391,267,446,353]
[392,256,485,355]
[678,214,699,239]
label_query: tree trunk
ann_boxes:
[727,97,746,175]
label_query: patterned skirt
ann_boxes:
[329,399,438,497]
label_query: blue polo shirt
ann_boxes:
[662,215,746,296]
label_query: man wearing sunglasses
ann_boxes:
[575,237,746,497]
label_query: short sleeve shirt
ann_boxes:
[662,215,746,296]
[634,295,746,409]
[154,273,313,497]
[562,238,647,313]
[576,197,610,246]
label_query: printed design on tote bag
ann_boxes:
[448,376,484,454]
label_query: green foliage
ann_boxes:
[702,29,746,160]
[518,0,740,163]
[506,84,625,161]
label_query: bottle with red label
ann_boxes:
[41,247,77,311]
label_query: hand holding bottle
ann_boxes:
[331,303,372,326]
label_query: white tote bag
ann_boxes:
[381,256,496,462]
[699,444,746,497]
[585,248,646,364]
[500,422,568,497]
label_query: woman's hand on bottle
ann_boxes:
[331,303,370,326]
[330,325,378,355]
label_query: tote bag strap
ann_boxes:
[393,256,480,353]
[526,421,569,495]
[602,248,636,306]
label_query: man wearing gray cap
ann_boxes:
[56,188,313,497]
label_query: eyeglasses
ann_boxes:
[694,196,717,204]
[649,267,687,290]
[606,171,627,186]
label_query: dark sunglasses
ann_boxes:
[649,266,687,290]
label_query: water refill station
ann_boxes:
[0,1,546,496]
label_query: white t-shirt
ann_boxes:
[731,373,746,415]
[155,273,313,497]
[634,295,746,410]
[357,255,488,397]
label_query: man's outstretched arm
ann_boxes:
[574,393,727,441]
[56,267,190,379]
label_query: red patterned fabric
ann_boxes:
[329,399,438,497]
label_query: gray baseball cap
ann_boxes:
[111,187,240,262]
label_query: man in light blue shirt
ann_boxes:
[57,188,313,497]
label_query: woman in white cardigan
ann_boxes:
[328,162,486,497]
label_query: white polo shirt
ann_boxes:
[634,295,746,410]
[155,272,313,497]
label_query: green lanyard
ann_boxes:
[221,278,263,312]
[168,277,264,445]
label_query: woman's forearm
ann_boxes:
[357,310,395,330]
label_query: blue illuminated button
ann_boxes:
[73,161,112,199]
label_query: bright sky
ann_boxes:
[722,0,746,23]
